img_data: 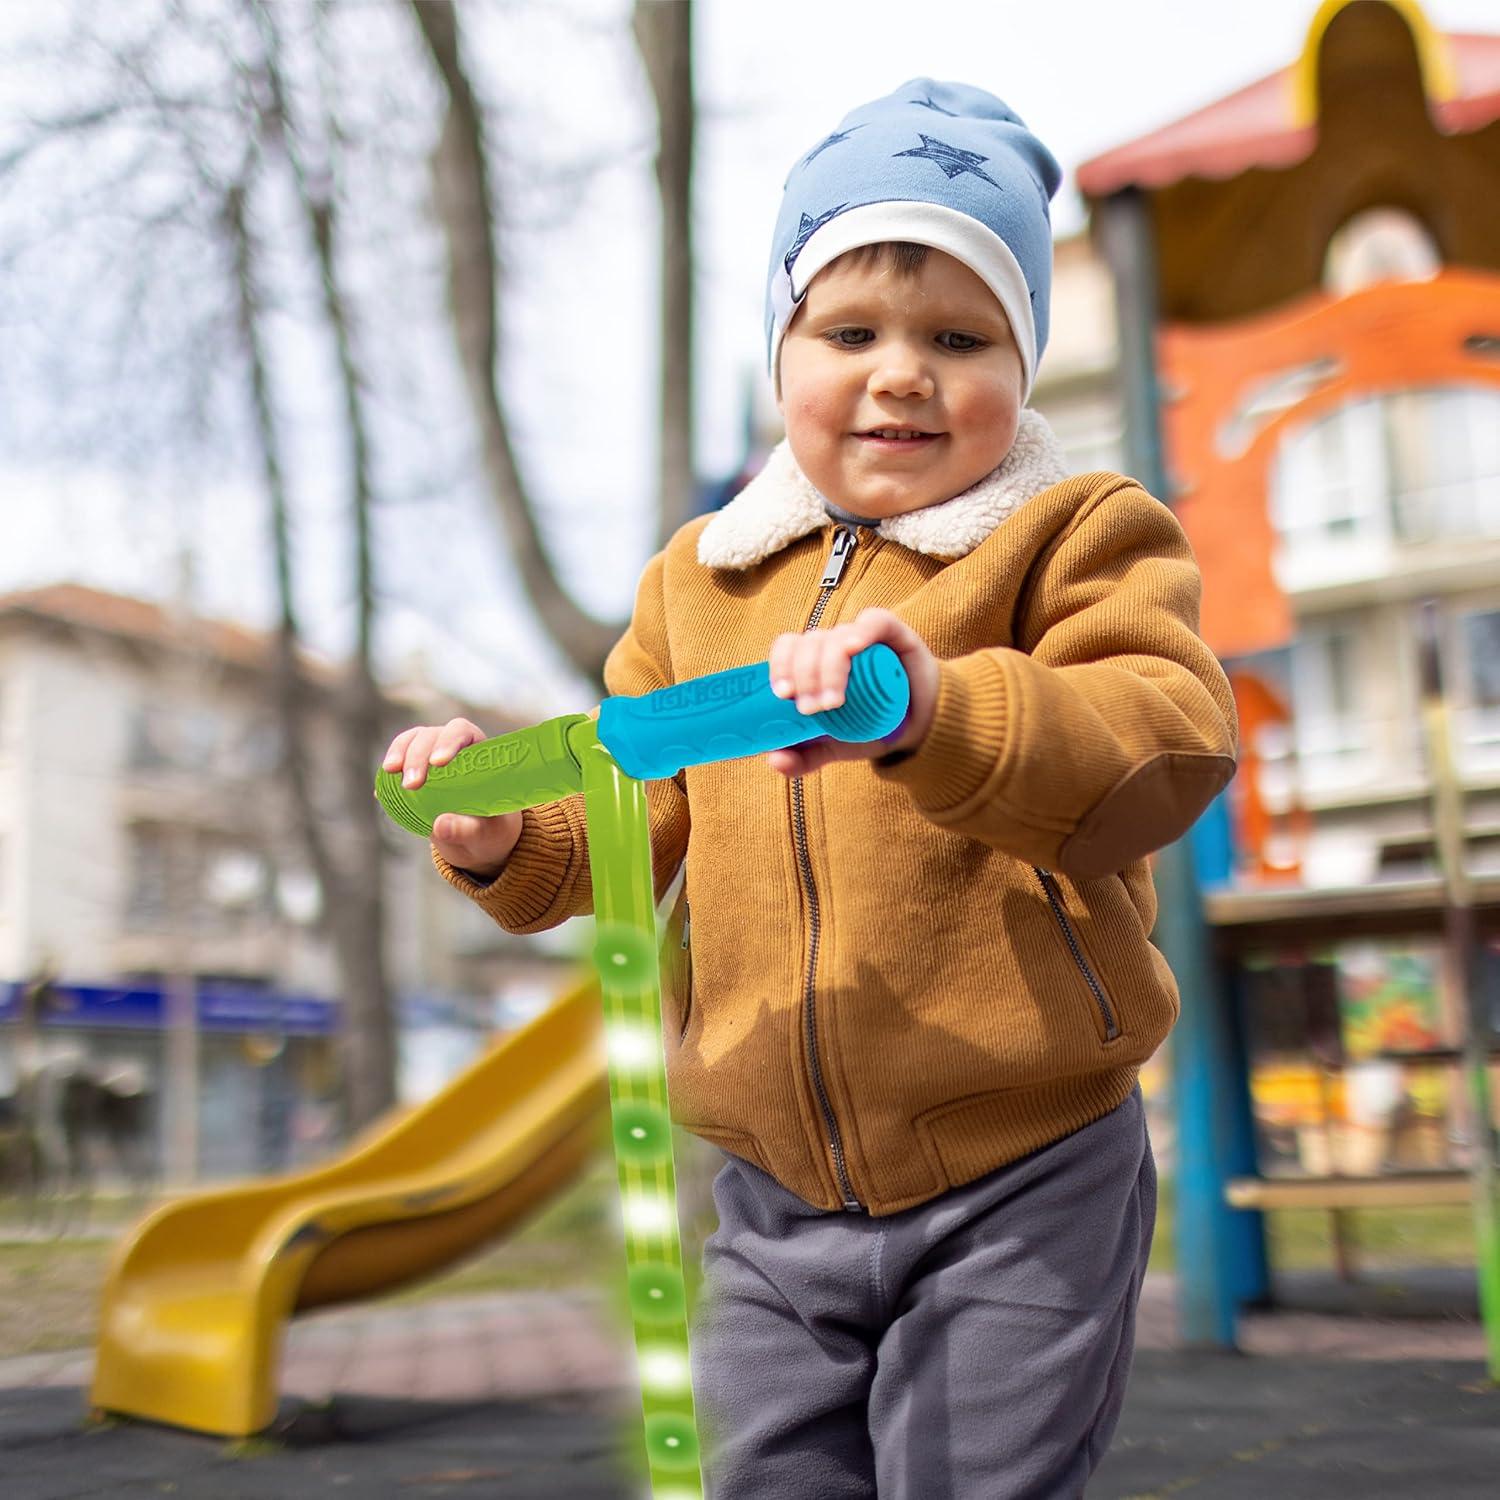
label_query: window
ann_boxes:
[126,708,172,771]
[1456,607,1500,775]
[205,847,268,913]
[223,720,282,779]
[1289,622,1378,792]
[275,867,322,926]
[1271,398,1389,549]
[124,827,170,930]
[181,708,221,766]
[1465,611,1500,711]
[1270,387,1500,587]
[1386,389,1500,544]
[125,704,228,773]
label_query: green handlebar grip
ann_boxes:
[373,713,591,838]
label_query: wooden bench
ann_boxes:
[1225,1172,1471,1279]
[1226,1173,1471,1210]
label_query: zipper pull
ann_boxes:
[680,900,691,950]
[820,526,857,588]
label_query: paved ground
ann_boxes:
[1,1271,1496,1498]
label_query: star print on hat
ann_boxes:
[766,78,1062,401]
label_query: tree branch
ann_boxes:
[406,0,619,688]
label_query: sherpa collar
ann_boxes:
[697,407,1071,570]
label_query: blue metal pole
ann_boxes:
[1224,964,1272,1307]
[1153,842,1244,1345]
[1095,188,1262,1346]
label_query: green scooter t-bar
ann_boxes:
[375,645,909,1498]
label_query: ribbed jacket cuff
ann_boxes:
[872,652,1009,811]
[431,795,589,931]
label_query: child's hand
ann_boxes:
[378,719,523,879]
[765,608,939,778]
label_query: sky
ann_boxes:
[4,0,1500,721]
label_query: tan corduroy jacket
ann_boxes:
[436,412,1238,1216]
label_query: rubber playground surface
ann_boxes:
[1,1270,1496,1498]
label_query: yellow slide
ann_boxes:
[91,970,617,1437]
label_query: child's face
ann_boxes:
[777,248,1024,519]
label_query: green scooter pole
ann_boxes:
[578,719,704,1495]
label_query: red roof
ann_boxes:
[1077,31,1500,198]
[0,581,502,722]
[0,582,282,671]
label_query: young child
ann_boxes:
[384,78,1237,1499]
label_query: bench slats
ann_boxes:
[1225,1174,1471,1210]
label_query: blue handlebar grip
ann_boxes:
[597,642,911,781]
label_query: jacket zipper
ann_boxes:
[794,524,864,1212]
[1032,867,1120,1041]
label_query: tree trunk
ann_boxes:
[260,2,401,1134]
[308,190,400,1133]
[408,0,618,688]
[632,0,697,550]
[223,177,397,1133]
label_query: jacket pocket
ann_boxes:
[679,1123,769,1176]
[662,892,693,1046]
[1032,867,1121,1043]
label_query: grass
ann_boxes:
[0,1193,143,1236]
[0,1177,632,1359]
[0,1163,1478,1360]
[0,1239,116,1357]
[382,1155,637,1304]
[0,1145,717,1358]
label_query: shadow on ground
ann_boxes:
[1098,1353,1497,1499]
[0,1386,645,1499]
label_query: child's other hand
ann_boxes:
[378,718,523,879]
[765,608,939,778]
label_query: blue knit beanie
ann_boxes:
[767,78,1061,401]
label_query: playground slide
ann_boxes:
[91,968,620,1437]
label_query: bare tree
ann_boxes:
[0,0,702,1132]
[408,0,697,686]
[0,0,408,1132]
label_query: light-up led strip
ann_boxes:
[577,721,706,1499]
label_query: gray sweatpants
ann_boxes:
[687,1088,1155,1499]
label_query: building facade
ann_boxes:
[0,584,577,1181]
